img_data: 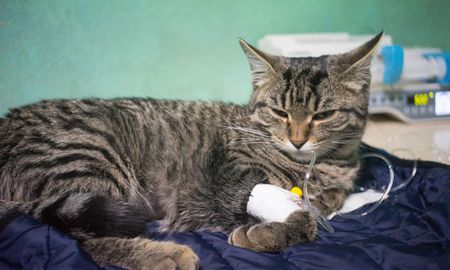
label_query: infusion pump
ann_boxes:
[369,84,450,123]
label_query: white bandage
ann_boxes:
[338,189,388,214]
[328,189,388,219]
[246,184,303,223]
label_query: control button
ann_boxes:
[403,107,411,115]
[419,106,427,115]
[428,106,435,115]
[411,107,418,116]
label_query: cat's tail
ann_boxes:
[0,193,148,240]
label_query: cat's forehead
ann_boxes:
[267,55,344,112]
[281,56,330,76]
[278,56,332,95]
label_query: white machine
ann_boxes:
[258,33,450,123]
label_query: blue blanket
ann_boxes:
[1,147,449,269]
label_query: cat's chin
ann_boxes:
[284,150,315,162]
[279,141,321,162]
[279,147,315,162]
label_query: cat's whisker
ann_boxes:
[229,137,275,145]
[238,134,273,141]
[314,142,341,161]
[229,141,276,146]
[221,127,272,139]
[330,140,361,146]
[330,141,351,145]
[230,141,275,146]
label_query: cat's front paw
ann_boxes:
[229,223,287,252]
[149,243,199,270]
[228,210,317,253]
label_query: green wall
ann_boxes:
[1,0,449,114]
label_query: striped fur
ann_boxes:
[0,33,382,269]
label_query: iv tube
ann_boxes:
[335,153,394,218]
[389,148,418,192]
[302,151,335,233]
[302,151,397,232]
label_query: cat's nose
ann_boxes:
[290,140,306,149]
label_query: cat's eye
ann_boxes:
[270,108,289,118]
[313,110,335,121]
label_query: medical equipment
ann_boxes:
[246,150,417,233]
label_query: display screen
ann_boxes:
[407,93,429,106]
[435,91,450,116]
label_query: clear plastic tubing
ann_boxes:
[389,148,418,192]
[336,153,395,218]
[302,152,396,233]
[302,151,335,233]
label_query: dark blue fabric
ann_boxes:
[1,147,449,269]
[0,215,122,270]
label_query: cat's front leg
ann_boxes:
[228,210,317,252]
[311,188,347,216]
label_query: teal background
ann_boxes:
[1,0,449,115]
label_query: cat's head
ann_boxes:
[241,32,383,161]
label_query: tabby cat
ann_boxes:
[0,32,382,269]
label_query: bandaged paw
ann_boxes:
[246,184,306,223]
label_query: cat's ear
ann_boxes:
[239,38,277,88]
[337,31,383,90]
